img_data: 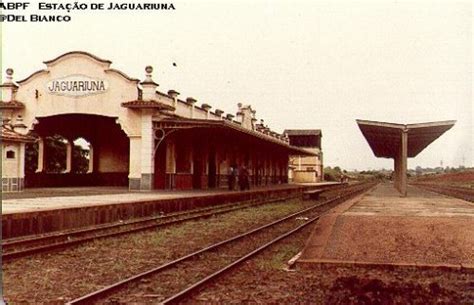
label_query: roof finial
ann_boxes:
[5,68,14,84]
[1,68,19,92]
[144,65,153,83]
[140,65,159,101]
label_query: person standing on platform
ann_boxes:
[244,166,250,190]
[239,165,250,191]
[228,166,236,191]
[228,164,239,191]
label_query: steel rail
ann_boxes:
[4,183,354,260]
[66,183,373,305]
[2,196,296,260]
[161,210,322,304]
[4,198,261,245]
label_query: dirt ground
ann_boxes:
[300,184,474,266]
[183,224,474,305]
[181,185,473,304]
[412,170,474,189]
[4,187,472,304]
[2,198,321,303]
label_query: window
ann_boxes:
[6,150,15,159]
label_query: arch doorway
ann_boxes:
[25,114,129,188]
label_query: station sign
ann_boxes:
[46,74,109,97]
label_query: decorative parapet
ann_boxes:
[201,103,212,111]
[168,89,180,98]
[167,90,179,107]
[0,101,25,109]
[0,69,24,124]
[214,109,224,118]
[186,97,197,105]
[11,115,27,134]
[201,103,212,119]
[140,66,159,101]
[1,68,18,88]
[121,100,175,111]
[1,68,19,103]
[185,97,197,118]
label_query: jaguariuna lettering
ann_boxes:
[107,3,175,10]
[48,80,106,92]
[46,75,109,97]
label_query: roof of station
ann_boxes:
[283,129,322,136]
[1,126,36,143]
[155,118,317,156]
[356,119,456,158]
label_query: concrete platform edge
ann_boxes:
[296,258,474,272]
[2,185,315,239]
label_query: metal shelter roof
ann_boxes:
[283,129,322,136]
[154,118,317,156]
[356,120,456,158]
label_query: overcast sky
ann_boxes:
[2,0,472,170]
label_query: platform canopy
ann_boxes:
[356,120,456,158]
[356,119,456,196]
[154,118,317,156]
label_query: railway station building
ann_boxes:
[0,51,315,191]
[284,129,323,183]
[1,125,35,192]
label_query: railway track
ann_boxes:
[3,184,353,261]
[2,196,293,260]
[412,183,474,202]
[66,182,374,305]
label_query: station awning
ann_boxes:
[154,118,316,156]
[356,119,456,196]
[356,120,456,158]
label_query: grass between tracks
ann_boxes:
[3,197,319,303]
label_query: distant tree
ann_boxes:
[44,135,67,173]
[25,135,90,174]
[25,142,38,173]
[24,137,67,173]
[73,145,89,173]
[324,166,343,181]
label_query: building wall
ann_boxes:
[289,147,323,183]
[9,53,143,188]
[16,55,142,137]
[96,137,129,173]
[2,141,26,192]
[293,171,317,183]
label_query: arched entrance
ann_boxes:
[25,114,130,187]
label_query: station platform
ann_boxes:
[2,182,342,239]
[298,183,474,269]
